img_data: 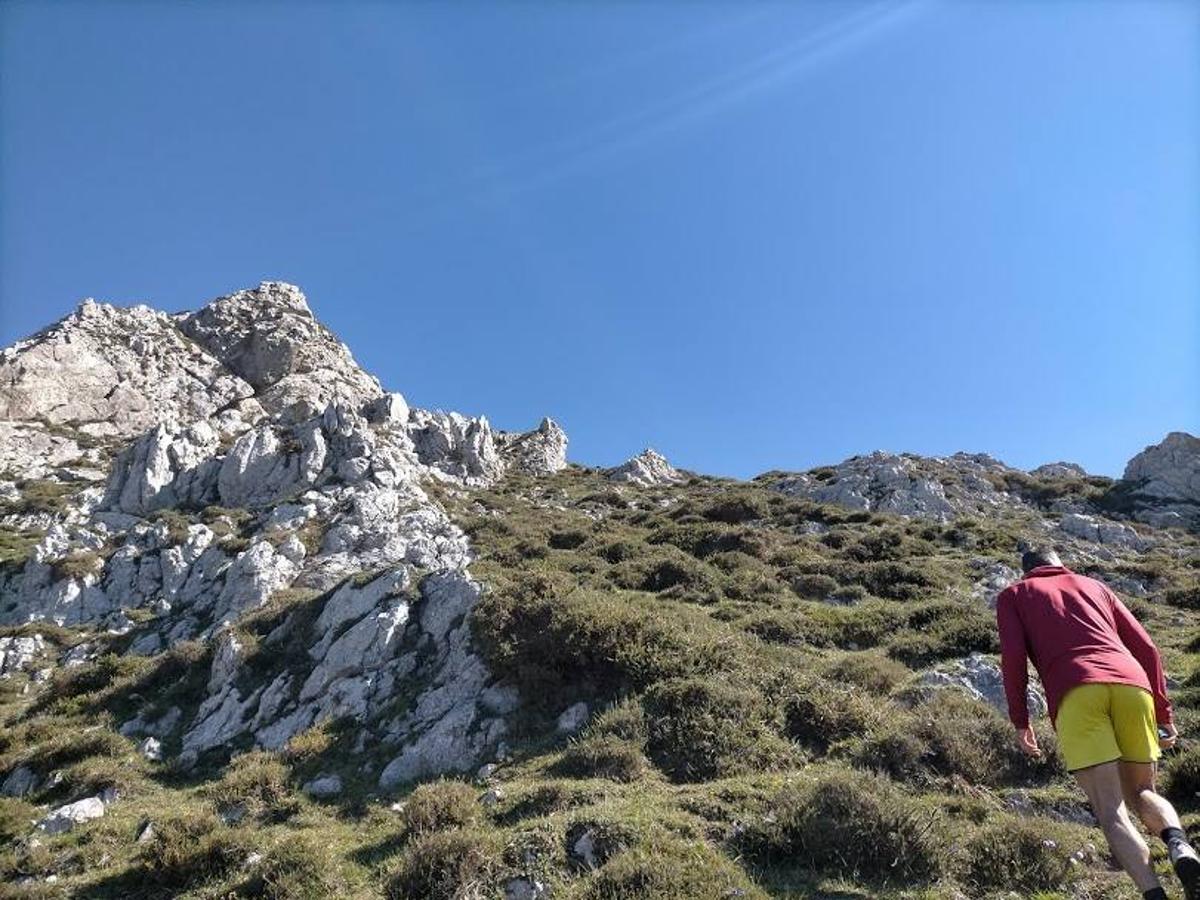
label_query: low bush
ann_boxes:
[788,572,839,600]
[554,735,649,783]
[402,780,480,835]
[208,751,294,820]
[777,676,884,751]
[580,837,767,900]
[702,494,768,524]
[1162,747,1200,806]
[49,549,104,582]
[742,769,946,884]
[586,698,647,744]
[139,811,257,890]
[856,692,1060,787]
[385,827,501,900]
[258,830,349,899]
[822,651,912,694]
[961,815,1079,893]
[641,677,793,782]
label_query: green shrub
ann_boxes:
[385,828,501,900]
[208,751,294,819]
[258,830,349,899]
[961,816,1078,892]
[49,550,105,582]
[1162,747,1200,805]
[856,692,1060,787]
[402,780,480,835]
[789,573,839,600]
[641,677,793,782]
[702,494,768,524]
[1165,583,1200,610]
[822,651,911,694]
[473,583,741,704]
[587,698,647,744]
[555,735,649,783]
[742,770,945,884]
[580,837,767,900]
[139,811,257,890]
[549,529,590,550]
[12,480,75,516]
[777,676,884,751]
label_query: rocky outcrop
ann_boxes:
[497,418,568,476]
[1059,513,1151,552]
[179,282,382,423]
[607,448,684,487]
[0,299,254,441]
[769,452,1024,522]
[1032,462,1088,479]
[1121,432,1200,528]
[920,653,1048,720]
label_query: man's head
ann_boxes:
[1020,544,1061,573]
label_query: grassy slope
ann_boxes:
[2,466,1200,899]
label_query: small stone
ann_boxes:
[480,788,505,808]
[218,803,247,825]
[135,820,155,843]
[244,852,263,868]
[556,702,590,735]
[504,877,546,900]
[38,796,106,834]
[139,737,162,761]
[476,763,497,783]
[302,774,343,799]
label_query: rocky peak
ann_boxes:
[0,297,253,443]
[180,282,382,423]
[1120,431,1200,528]
[607,448,684,486]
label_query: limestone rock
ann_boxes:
[1,765,37,797]
[556,702,590,734]
[607,448,684,487]
[302,774,343,798]
[920,653,1047,720]
[0,298,253,441]
[0,634,46,675]
[38,796,107,834]
[1122,432,1200,527]
[498,417,568,475]
[1032,462,1088,479]
[179,282,382,422]
[1059,513,1152,551]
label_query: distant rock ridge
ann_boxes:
[1121,432,1200,528]
[607,448,684,487]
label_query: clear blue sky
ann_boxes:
[2,1,1197,479]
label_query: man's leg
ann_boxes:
[1121,760,1200,899]
[1076,761,1162,894]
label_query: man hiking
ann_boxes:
[997,546,1199,900]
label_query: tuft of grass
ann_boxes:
[641,677,794,782]
[554,735,650,783]
[402,780,481,836]
[742,769,946,884]
[961,815,1080,893]
[384,827,502,900]
[138,810,258,891]
[207,751,295,820]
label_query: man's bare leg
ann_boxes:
[1121,761,1200,900]
[1120,761,1182,833]
[1075,761,1162,893]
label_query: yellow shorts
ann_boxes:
[1055,682,1160,772]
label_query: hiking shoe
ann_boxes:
[1170,840,1200,900]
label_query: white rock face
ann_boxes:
[0,634,46,675]
[38,796,107,834]
[1032,462,1088,479]
[0,299,253,441]
[498,417,569,475]
[970,560,1020,609]
[772,452,1022,522]
[1122,432,1200,527]
[607,448,683,487]
[1059,513,1152,551]
[179,281,383,423]
[920,653,1048,720]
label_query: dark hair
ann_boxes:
[1020,545,1061,573]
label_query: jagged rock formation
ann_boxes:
[607,448,684,487]
[0,282,567,788]
[1121,432,1200,528]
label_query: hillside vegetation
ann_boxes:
[3,464,1200,899]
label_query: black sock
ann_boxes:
[1163,826,1188,846]
[1144,887,1168,900]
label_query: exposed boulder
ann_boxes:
[179,282,383,422]
[498,417,569,475]
[1,765,38,797]
[1121,432,1200,528]
[1059,513,1152,552]
[0,634,46,675]
[0,298,253,442]
[38,796,107,834]
[607,448,684,487]
[1031,461,1088,479]
[920,653,1047,720]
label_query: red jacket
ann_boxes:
[996,565,1171,729]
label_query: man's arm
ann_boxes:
[996,587,1031,729]
[1109,589,1173,725]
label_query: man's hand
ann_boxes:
[1016,725,1042,759]
[1159,722,1179,751]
